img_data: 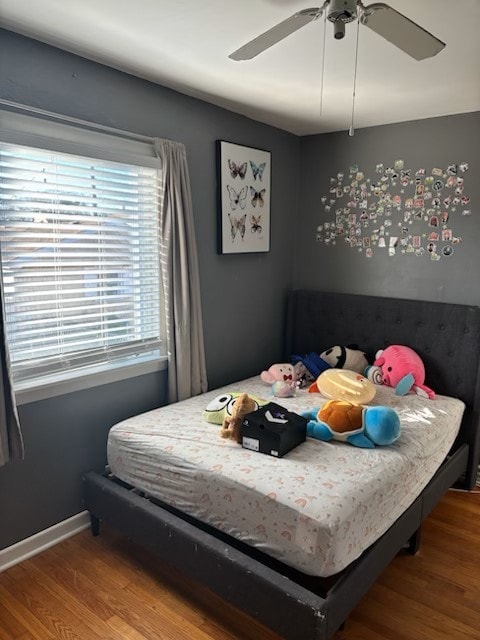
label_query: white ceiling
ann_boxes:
[1,0,480,135]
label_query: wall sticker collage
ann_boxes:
[315,160,471,260]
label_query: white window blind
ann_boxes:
[0,139,163,385]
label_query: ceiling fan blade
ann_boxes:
[361,3,445,60]
[229,8,322,61]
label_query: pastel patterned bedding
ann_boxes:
[107,377,464,577]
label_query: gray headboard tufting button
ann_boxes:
[417,321,423,327]
[440,324,446,330]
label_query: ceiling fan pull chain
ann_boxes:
[319,9,327,118]
[348,15,360,136]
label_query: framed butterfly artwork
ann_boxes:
[216,140,271,254]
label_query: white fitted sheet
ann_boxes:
[107,377,464,577]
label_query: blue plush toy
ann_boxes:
[291,352,331,379]
[301,400,401,449]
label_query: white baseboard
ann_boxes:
[0,511,91,573]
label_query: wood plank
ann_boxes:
[106,616,149,640]
[76,531,210,627]
[56,541,219,640]
[0,573,83,640]
[24,556,121,640]
[378,567,480,633]
[0,585,56,640]
[365,582,478,639]
[0,599,29,640]
[2,564,82,628]
[0,490,478,640]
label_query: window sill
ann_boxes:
[15,355,168,406]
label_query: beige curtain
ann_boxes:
[154,138,208,403]
[0,282,24,467]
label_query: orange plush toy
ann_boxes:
[320,400,364,432]
[220,393,257,444]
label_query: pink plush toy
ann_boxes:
[374,345,435,399]
[260,363,298,397]
[261,363,295,385]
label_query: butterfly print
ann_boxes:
[250,187,266,208]
[228,213,246,241]
[228,159,247,180]
[250,160,266,181]
[251,214,262,234]
[227,185,247,210]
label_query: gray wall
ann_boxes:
[295,113,480,305]
[0,30,299,549]
[2,373,166,549]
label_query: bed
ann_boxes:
[84,290,480,640]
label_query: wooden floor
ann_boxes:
[1,490,479,640]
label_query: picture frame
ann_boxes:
[216,140,271,254]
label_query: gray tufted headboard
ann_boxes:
[285,290,480,488]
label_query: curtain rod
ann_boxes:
[0,98,155,144]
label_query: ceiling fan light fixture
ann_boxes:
[327,0,358,39]
[333,20,346,39]
[327,0,358,24]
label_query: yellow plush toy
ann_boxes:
[309,368,376,405]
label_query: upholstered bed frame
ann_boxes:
[84,290,480,640]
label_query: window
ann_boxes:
[0,113,164,390]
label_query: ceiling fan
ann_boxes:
[229,1,446,134]
[229,1,445,62]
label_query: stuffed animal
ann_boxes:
[220,393,257,443]
[374,345,435,399]
[301,399,401,449]
[292,361,314,388]
[203,392,267,425]
[261,363,299,397]
[364,364,384,385]
[261,363,296,384]
[320,345,368,375]
[291,352,331,379]
[271,380,299,398]
[308,369,376,404]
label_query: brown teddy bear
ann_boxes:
[220,393,257,443]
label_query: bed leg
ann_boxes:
[408,527,421,554]
[89,513,100,537]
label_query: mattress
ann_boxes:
[107,377,464,577]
